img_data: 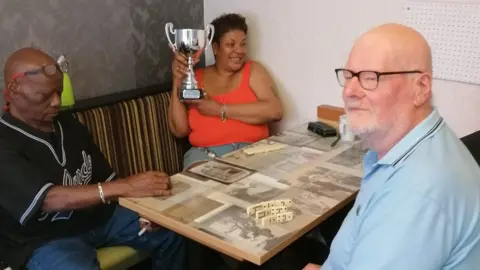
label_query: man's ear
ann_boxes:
[6,80,22,100]
[413,73,432,107]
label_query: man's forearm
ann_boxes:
[41,180,131,212]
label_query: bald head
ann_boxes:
[4,47,57,86]
[341,23,434,157]
[350,23,432,73]
[3,47,63,131]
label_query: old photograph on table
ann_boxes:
[221,174,288,204]
[161,195,225,224]
[219,139,307,171]
[188,160,253,184]
[303,136,342,152]
[195,204,292,254]
[297,182,354,203]
[269,130,319,147]
[270,129,344,153]
[298,166,361,191]
[258,148,324,181]
[153,177,191,201]
[127,173,218,212]
[259,159,302,181]
[272,187,337,217]
[326,142,368,170]
[280,163,361,192]
[322,170,362,189]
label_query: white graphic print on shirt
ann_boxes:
[63,151,92,186]
[38,151,93,222]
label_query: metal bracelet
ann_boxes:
[97,182,108,204]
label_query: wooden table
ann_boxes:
[120,122,365,265]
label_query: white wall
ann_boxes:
[203,0,480,137]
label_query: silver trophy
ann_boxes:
[166,22,214,100]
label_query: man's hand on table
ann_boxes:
[117,171,173,236]
[303,263,321,270]
[118,171,172,197]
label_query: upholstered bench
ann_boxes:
[96,246,149,270]
[70,84,189,269]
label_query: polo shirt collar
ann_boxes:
[364,108,444,168]
[379,107,444,166]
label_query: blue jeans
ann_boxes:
[183,142,251,169]
[27,206,185,270]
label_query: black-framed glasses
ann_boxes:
[335,68,423,90]
[11,63,65,82]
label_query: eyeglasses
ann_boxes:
[335,68,423,91]
[11,63,65,81]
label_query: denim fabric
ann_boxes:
[27,206,185,270]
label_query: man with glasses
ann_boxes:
[0,47,186,270]
[304,23,480,270]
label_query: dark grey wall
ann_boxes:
[0,0,204,103]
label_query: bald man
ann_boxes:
[304,24,480,270]
[0,47,185,270]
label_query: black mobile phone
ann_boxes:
[307,121,337,137]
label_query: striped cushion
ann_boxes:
[74,91,186,177]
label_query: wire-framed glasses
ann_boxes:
[11,63,66,82]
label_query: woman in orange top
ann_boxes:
[168,13,283,169]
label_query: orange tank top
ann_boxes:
[188,61,269,147]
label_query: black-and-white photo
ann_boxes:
[196,205,290,252]
[296,167,330,182]
[220,148,293,171]
[276,188,333,216]
[297,166,360,190]
[285,123,343,152]
[280,165,329,186]
[275,160,299,172]
[223,178,286,204]
[299,183,352,202]
[219,139,315,171]
[260,159,310,182]
[153,178,191,201]
[304,136,341,152]
[256,149,324,181]
[162,195,224,224]
[323,170,362,188]
[270,130,318,147]
[327,143,368,169]
[188,160,252,184]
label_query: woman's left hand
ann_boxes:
[186,95,222,117]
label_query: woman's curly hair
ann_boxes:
[210,13,248,43]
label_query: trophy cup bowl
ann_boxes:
[166,22,214,100]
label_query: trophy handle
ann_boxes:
[204,24,215,51]
[165,22,177,51]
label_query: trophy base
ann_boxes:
[179,89,204,101]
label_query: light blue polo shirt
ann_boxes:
[322,108,480,270]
